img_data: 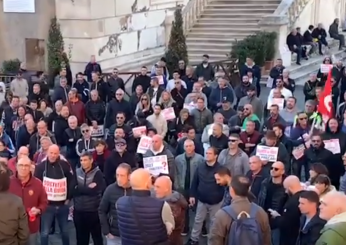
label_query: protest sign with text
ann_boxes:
[143,155,169,176]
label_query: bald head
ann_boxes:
[154,176,173,198]
[17,156,31,165]
[284,175,302,194]
[152,134,163,151]
[47,144,60,162]
[18,146,29,158]
[130,168,151,190]
[320,192,346,221]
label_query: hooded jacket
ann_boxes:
[316,212,346,245]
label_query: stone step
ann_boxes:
[189,53,228,63]
[187,32,253,38]
[204,8,276,14]
[191,26,260,33]
[186,37,244,43]
[187,42,233,49]
[208,3,279,9]
[197,18,261,24]
[201,13,270,18]
[188,48,230,56]
[195,22,259,28]
[214,0,280,4]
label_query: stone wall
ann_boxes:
[57,0,182,73]
[0,0,56,71]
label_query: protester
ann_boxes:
[99,163,133,245]
[209,175,271,245]
[34,144,75,245]
[0,161,29,245]
[9,156,48,245]
[116,168,174,245]
[73,152,105,245]
[154,176,188,245]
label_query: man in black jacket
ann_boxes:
[34,144,75,245]
[188,147,224,245]
[258,161,288,245]
[286,29,304,65]
[90,72,109,103]
[194,54,215,82]
[297,190,326,245]
[73,152,106,245]
[98,163,132,244]
[132,66,151,93]
[312,23,329,55]
[246,156,269,198]
[269,175,306,245]
[84,55,102,82]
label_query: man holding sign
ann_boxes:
[143,135,174,180]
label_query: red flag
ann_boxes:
[317,69,333,122]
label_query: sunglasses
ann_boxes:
[229,139,237,142]
[271,167,279,171]
[82,129,89,133]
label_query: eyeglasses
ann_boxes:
[82,129,89,133]
[271,167,279,171]
[299,117,308,120]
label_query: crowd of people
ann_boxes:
[1,51,346,245]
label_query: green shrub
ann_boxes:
[1,59,21,74]
[230,31,277,67]
[165,8,188,74]
[47,17,65,78]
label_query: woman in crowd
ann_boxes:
[10,105,26,143]
[92,139,110,173]
[314,174,336,201]
[306,162,329,185]
[39,100,53,118]
[322,117,346,189]
[159,90,179,115]
[135,93,153,118]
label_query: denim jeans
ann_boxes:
[27,233,38,245]
[271,228,280,245]
[40,204,70,245]
[106,236,122,245]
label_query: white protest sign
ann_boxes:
[266,77,274,88]
[43,177,67,201]
[255,145,278,162]
[162,107,176,120]
[90,125,104,137]
[267,98,284,109]
[137,136,152,154]
[320,64,333,73]
[323,139,340,154]
[157,75,164,85]
[143,155,169,176]
[292,144,305,160]
[132,126,147,136]
[183,103,195,113]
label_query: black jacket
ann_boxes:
[305,145,334,181]
[194,63,215,81]
[63,127,82,159]
[104,151,137,185]
[98,183,132,236]
[105,99,132,128]
[84,62,102,82]
[107,77,125,100]
[311,28,327,39]
[90,79,109,103]
[73,165,106,212]
[131,75,151,93]
[52,86,69,104]
[85,99,106,125]
[176,137,204,156]
[171,87,188,109]
[52,115,69,146]
[272,190,306,245]
[34,157,75,205]
[246,169,269,198]
[209,134,229,154]
[303,30,313,43]
[73,80,90,104]
[296,214,326,245]
[28,109,44,123]
[28,132,57,159]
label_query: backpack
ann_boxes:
[223,203,263,245]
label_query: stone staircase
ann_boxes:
[185,0,281,64]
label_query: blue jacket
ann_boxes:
[0,133,15,154]
[73,80,90,104]
[209,86,235,110]
[116,190,168,245]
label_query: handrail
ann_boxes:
[264,0,311,29]
[182,0,209,33]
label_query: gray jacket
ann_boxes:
[340,173,346,194]
[218,149,250,175]
[238,96,263,120]
[174,153,204,190]
[190,108,213,133]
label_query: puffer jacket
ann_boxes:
[73,165,106,212]
[158,191,188,245]
[85,99,106,125]
[98,183,132,236]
